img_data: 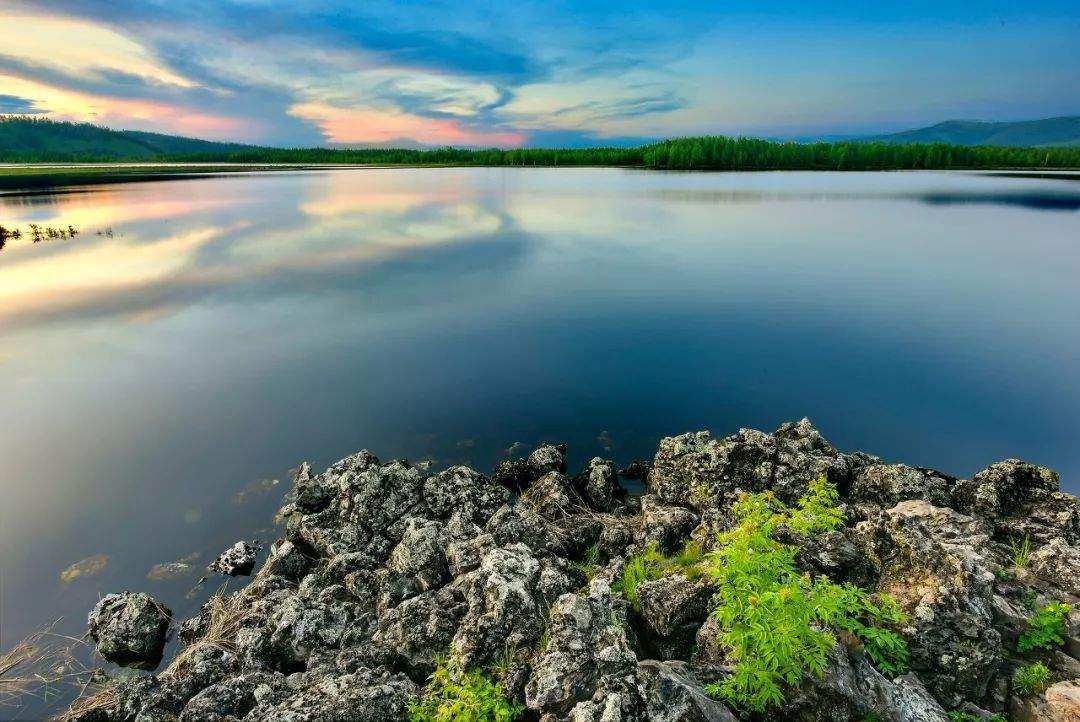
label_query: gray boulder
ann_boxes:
[636,574,713,660]
[637,660,736,722]
[855,500,1001,708]
[245,668,418,722]
[88,592,172,670]
[648,419,850,508]
[209,541,259,577]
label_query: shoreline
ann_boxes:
[52,419,1080,721]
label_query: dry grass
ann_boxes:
[161,586,247,678]
[0,624,90,712]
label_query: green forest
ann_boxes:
[3,116,1080,169]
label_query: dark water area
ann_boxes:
[0,167,1078,717]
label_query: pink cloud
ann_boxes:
[291,102,525,147]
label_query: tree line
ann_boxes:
[3,114,1079,169]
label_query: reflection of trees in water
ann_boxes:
[0,223,95,252]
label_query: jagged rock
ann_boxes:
[856,500,1001,708]
[373,585,467,679]
[636,573,713,660]
[264,540,311,581]
[292,461,334,513]
[530,443,568,475]
[637,660,737,721]
[849,464,954,509]
[619,461,652,482]
[953,459,1079,544]
[245,668,419,721]
[1011,679,1080,722]
[492,458,536,490]
[73,424,1080,722]
[179,673,283,722]
[642,496,698,553]
[648,419,850,509]
[210,541,260,577]
[421,466,508,528]
[1030,538,1080,596]
[526,589,640,716]
[576,457,620,511]
[88,592,172,669]
[267,592,352,669]
[452,544,546,669]
[796,528,880,587]
[522,471,576,519]
[780,639,949,722]
[387,517,448,591]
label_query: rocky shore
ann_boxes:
[69,420,1080,721]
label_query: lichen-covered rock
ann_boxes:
[636,573,713,660]
[641,496,698,553]
[1010,679,1080,722]
[576,457,621,511]
[648,419,850,509]
[530,443,568,476]
[637,660,737,722]
[1030,538,1080,596]
[452,544,546,669]
[245,668,418,721]
[73,422,1080,722]
[264,539,311,581]
[856,500,1001,708]
[88,592,172,669]
[210,541,260,577]
[778,638,949,722]
[849,464,954,509]
[526,588,640,716]
[374,585,466,678]
[953,459,1079,544]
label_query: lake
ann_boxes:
[1,167,1078,715]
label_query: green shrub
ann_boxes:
[409,656,523,722]
[702,478,908,712]
[1018,601,1071,652]
[1013,661,1053,697]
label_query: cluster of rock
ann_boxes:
[75,420,1080,721]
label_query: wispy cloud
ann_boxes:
[1,0,1078,145]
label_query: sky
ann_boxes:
[0,0,1078,148]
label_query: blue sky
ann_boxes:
[0,0,1077,146]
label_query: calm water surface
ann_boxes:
[1,167,1078,714]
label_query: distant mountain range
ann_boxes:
[868,116,1080,147]
[1,114,1079,163]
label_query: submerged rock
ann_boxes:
[77,420,1080,722]
[88,592,172,669]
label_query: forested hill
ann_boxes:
[2,116,1080,169]
[0,116,251,161]
[871,116,1080,147]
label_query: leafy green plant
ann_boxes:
[1011,534,1032,570]
[787,475,844,535]
[613,540,709,610]
[612,544,666,612]
[702,478,909,712]
[409,656,523,722]
[1018,601,1071,652]
[1013,661,1053,697]
[947,712,979,722]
